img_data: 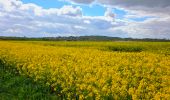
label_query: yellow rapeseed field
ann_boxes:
[0,41,170,99]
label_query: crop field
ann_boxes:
[0,41,170,99]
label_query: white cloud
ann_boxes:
[0,0,124,37]
[104,8,115,21]
[0,0,20,12]
[69,0,170,16]
[118,17,170,39]
[83,20,91,24]
[0,0,170,39]
[58,5,82,16]
[74,25,86,29]
[67,0,170,39]
[18,2,82,17]
[67,0,95,4]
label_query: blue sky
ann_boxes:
[21,0,149,21]
[22,0,106,16]
[22,0,70,9]
[22,0,125,17]
[0,0,170,39]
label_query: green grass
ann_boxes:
[0,60,59,100]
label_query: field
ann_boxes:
[0,41,170,99]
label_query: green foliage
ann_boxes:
[0,60,59,100]
[106,46,143,52]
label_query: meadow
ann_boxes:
[0,41,170,99]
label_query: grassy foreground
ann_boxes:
[0,60,59,100]
[0,41,170,99]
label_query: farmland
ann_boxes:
[0,41,170,99]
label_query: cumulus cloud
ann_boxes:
[117,17,170,39]
[68,0,94,4]
[70,0,170,16]
[0,0,125,37]
[0,0,170,39]
[66,0,170,39]
[58,5,82,16]
[104,8,115,21]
